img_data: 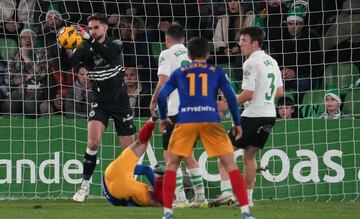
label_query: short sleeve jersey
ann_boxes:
[157,43,190,116]
[241,50,283,117]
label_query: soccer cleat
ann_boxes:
[172,199,189,208]
[153,164,166,176]
[162,212,173,219]
[72,185,89,202]
[189,197,208,208]
[242,212,256,219]
[208,193,235,207]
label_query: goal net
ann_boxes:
[0,0,359,201]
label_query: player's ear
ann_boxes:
[188,53,193,61]
[205,52,210,61]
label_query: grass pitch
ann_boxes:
[0,200,359,219]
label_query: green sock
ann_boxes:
[189,168,206,200]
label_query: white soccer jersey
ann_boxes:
[157,43,190,116]
[241,50,283,117]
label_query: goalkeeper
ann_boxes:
[103,117,164,207]
[70,13,136,202]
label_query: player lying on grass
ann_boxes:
[102,117,164,207]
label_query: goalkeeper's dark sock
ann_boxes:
[137,119,155,143]
[162,170,176,209]
[83,148,98,181]
[153,176,163,204]
[134,164,155,187]
[229,169,249,213]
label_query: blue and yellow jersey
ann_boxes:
[158,61,241,125]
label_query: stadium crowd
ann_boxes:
[0,0,359,119]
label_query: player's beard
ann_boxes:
[91,33,105,42]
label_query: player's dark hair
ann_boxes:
[277,97,295,107]
[187,37,209,59]
[87,13,108,25]
[166,23,184,41]
[240,26,264,47]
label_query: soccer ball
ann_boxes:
[58,26,83,49]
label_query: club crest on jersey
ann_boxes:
[91,102,98,108]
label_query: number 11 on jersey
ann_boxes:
[186,73,208,96]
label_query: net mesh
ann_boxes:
[0,0,359,201]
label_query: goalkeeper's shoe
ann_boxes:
[162,212,173,219]
[73,185,89,202]
[189,197,208,208]
[208,193,235,207]
[172,199,189,208]
[242,212,256,219]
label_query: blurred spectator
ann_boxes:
[120,16,157,82]
[64,65,94,119]
[0,62,7,114]
[271,8,322,102]
[62,1,105,25]
[0,0,36,23]
[213,0,252,64]
[320,89,343,119]
[124,66,151,117]
[262,0,288,54]
[51,65,73,100]
[37,5,65,60]
[0,20,23,42]
[39,92,64,115]
[139,0,200,42]
[277,96,297,119]
[2,27,50,117]
[323,0,360,68]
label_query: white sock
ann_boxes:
[189,168,205,200]
[175,168,186,201]
[86,148,97,155]
[247,189,253,201]
[220,180,233,196]
[82,179,90,187]
[164,208,173,215]
[240,205,250,214]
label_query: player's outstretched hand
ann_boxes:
[159,118,173,133]
[77,26,90,40]
[217,100,229,111]
[230,125,242,140]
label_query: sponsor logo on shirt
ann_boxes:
[180,106,216,113]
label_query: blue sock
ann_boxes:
[134,164,155,187]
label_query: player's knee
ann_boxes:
[87,140,100,151]
[219,156,237,173]
[166,157,181,171]
[184,155,199,168]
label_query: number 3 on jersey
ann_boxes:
[265,73,275,101]
[186,73,208,96]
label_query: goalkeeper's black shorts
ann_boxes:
[228,117,276,149]
[88,102,136,136]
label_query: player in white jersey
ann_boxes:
[213,27,284,208]
[149,23,207,208]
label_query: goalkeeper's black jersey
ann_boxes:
[71,37,131,113]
